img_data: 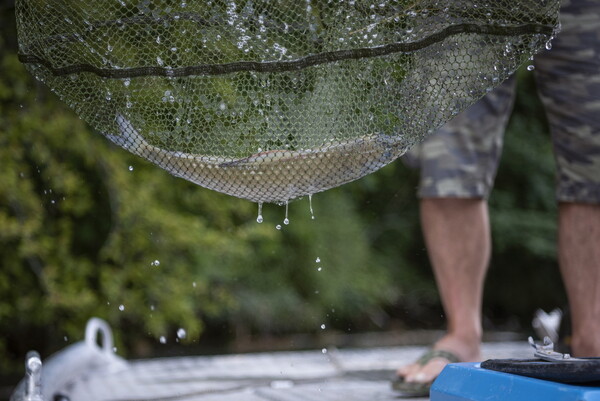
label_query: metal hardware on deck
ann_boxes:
[24,351,43,401]
[528,336,584,362]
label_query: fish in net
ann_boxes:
[16,0,560,204]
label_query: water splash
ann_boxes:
[257,202,263,223]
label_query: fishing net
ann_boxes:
[16,1,559,204]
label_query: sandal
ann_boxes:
[391,349,460,397]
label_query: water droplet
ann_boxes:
[159,336,166,344]
[150,305,155,311]
[177,328,187,339]
[309,194,315,220]
[317,267,322,272]
[283,201,290,225]
[112,347,117,352]
[316,257,321,263]
[276,224,282,230]
[118,304,125,311]
[527,65,535,71]
[320,324,326,330]
[257,202,263,223]
[321,348,328,354]
[192,281,196,288]
[156,56,164,66]
[151,259,160,266]
[545,40,553,50]
[128,165,134,171]
[123,78,130,87]
[107,44,113,52]
[64,336,68,341]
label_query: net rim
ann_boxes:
[18,22,554,79]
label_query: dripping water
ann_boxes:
[309,194,315,220]
[283,201,290,225]
[257,202,263,223]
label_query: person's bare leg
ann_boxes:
[397,198,490,383]
[558,202,600,357]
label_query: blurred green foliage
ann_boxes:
[0,1,564,386]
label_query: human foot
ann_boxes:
[393,335,482,394]
[571,334,600,358]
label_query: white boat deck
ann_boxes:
[55,342,529,401]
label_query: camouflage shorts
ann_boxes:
[404,0,600,204]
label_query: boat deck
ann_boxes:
[59,341,529,401]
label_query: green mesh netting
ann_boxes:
[16,0,560,204]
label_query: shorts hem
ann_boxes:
[556,184,600,205]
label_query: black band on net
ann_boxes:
[18,22,553,79]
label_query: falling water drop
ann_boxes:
[177,328,187,339]
[118,304,125,311]
[321,348,328,354]
[527,65,535,71]
[545,40,553,50]
[276,224,282,230]
[128,165,134,171]
[159,336,166,344]
[257,202,263,223]
[316,257,321,263]
[309,194,315,219]
[283,201,290,225]
[320,324,326,330]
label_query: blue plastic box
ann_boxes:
[431,362,600,401]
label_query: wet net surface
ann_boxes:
[17,1,559,204]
